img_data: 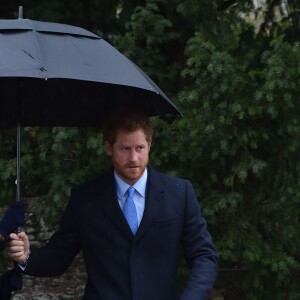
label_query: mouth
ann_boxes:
[128,165,140,169]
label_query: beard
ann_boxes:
[114,161,148,185]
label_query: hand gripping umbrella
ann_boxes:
[0,14,181,201]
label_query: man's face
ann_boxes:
[104,129,151,185]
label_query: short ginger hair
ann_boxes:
[103,110,154,145]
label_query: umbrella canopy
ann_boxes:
[0,18,181,128]
[0,17,181,202]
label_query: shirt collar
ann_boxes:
[114,168,148,198]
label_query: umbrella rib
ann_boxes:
[28,20,46,73]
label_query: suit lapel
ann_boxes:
[136,167,164,239]
[97,167,164,240]
[97,170,134,240]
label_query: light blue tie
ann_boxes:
[124,186,138,235]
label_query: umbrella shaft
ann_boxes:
[18,6,23,19]
[16,122,21,201]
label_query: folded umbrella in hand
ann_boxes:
[0,200,26,240]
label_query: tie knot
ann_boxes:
[127,186,135,198]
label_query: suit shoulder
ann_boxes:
[71,170,113,194]
[149,167,191,188]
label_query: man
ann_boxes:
[8,110,218,300]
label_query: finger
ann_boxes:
[17,231,27,239]
[8,239,24,247]
[8,245,25,254]
[8,245,25,253]
[8,252,24,260]
[9,233,20,240]
[8,251,26,261]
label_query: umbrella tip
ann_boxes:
[18,6,23,19]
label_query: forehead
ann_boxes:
[115,129,148,144]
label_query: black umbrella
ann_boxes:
[0,19,180,127]
[0,14,181,201]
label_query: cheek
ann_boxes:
[141,152,150,161]
[113,152,127,163]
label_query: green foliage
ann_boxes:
[174,3,300,297]
[114,0,181,94]
[0,127,108,225]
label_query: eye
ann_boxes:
[120,146,129,151]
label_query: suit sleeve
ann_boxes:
[180,180,218,300]
[24,188,82,277]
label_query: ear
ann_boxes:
[103,141,112,156]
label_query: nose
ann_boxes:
[129,149,138,162]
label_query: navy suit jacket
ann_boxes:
[25,166,218,300]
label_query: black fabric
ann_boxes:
[0,201,26,239]
[0,268,23,300]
